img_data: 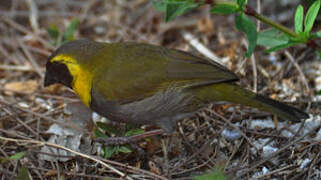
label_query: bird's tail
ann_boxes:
[193,83,309,122]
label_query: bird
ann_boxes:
[44,39,309,133]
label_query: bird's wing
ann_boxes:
[92,43,239,103]
[165,47,238,81]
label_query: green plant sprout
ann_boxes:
[47,19,79,46]
[194,168,228,180]
[94,122,144,158]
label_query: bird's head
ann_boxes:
[44,40,103,88]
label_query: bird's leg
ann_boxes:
[95,129,164,145]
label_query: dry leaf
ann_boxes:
[146,137,162,154]
[44,169,58,177]
[4,80,38,95]
[135,161,141,168]
[43,84,68,94]
[197,17,214,36]
[148,160,161,175]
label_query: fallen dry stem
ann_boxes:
[234,125,320,179]
[0,135,131,180]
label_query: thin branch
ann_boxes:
[0,136,132,180]
[26,0,39,33]
[244,5,299,38]
[233,124,320,179]
[1,16,54,50]
[209,110,259,152]
[256,0,261,31]
[284,50,310,95]
[251,53,258,92]
[18,39,43,78]
[183,32,225,65]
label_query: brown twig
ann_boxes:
[18,39,43,78]
[284,50,310,95]
[95,129,164,145]
[0,136,132,180]
[1,16,54,50]
[233,125,320,179]
[209,110,259,152]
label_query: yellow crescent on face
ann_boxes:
[50,54,93,107]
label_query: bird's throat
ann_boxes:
[67,64,93,107]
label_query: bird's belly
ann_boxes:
[90,89,200,132]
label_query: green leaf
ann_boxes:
[18,166,31,180]
[295,5,304,34]
[62,19,79,43]
[118,146,132,153]
[317,51,321,59]
[264,41,298,53]
[153,0,200,22]
[103,146,118,159]
[194,169,227,180]
[310,31,321,39]
[125,128,144,136]
[47,25,59,40]
[0,157,7,164]
[318,90,321,95]
[9,152,25,160]
[165,2,184,21]
[210,2,239,15]
[235,13,257,57]
[94,128,109,138]
[165,0,200,22]
[304,0,320,34]
[236,0,247,8]
[152,0,167,12]
[96,122,119,135]
[257,29,289,47]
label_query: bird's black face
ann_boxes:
[44,61,73,89]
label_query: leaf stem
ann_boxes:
[244,5,299,38]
